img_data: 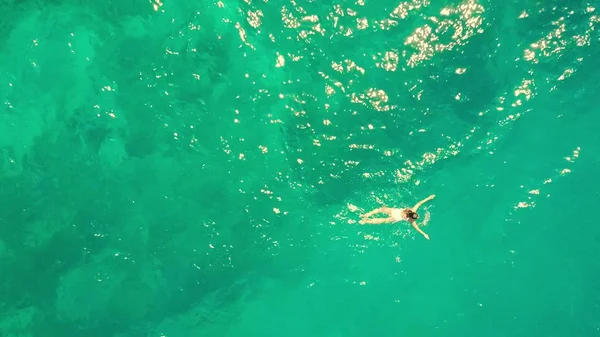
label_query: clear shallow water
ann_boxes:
[0,0,599,336]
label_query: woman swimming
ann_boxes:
[359,194,435,240]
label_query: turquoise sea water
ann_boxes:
[1,0,599,336]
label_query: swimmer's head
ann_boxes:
[405,209,419,220]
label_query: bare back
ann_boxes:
[389,208,408,221]
[359,194,435,240]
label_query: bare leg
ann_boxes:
[359,216,395,225]
[360,207,390,219]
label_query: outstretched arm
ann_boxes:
[412,194,435,211]
[411,221,430,240]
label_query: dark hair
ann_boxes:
[406,209,419,220]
